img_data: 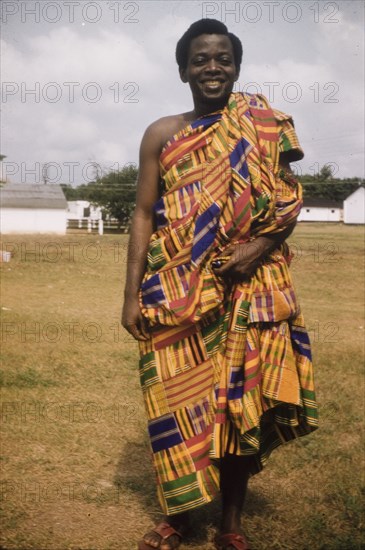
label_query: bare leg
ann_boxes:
[219,454,254,539]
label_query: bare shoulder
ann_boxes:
[136,112,194,206]
[142,111,195,152]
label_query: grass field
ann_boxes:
[0,223,364,550]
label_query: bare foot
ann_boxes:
[139,513,190,550]
[215,530,250,550]
[142,531,180,550]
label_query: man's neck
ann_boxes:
[192,95,231,118]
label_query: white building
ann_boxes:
[0,183,67,234]
[343,186,365,224]
[298,197,342,222]
[67,200,102,221]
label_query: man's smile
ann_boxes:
[201,80,224,90]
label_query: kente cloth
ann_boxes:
[137,92,318,515]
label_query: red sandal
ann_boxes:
[138,521,183,549]
[214,532,251,550]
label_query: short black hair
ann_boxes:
[176,19,243,71]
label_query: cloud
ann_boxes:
[2,4,364,183]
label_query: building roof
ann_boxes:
[344,185,365,202]
[303,197,342,208]
[0,184,67,209]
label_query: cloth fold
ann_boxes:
[137,92,318,516]
[139,93,303,327]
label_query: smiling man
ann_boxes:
[122,19,318,550]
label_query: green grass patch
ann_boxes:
[0,226,364,549]
[0,367,58,388]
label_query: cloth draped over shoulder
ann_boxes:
[137,92,318,516]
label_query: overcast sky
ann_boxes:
[1,0,364,184]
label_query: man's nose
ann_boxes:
[206,59,220,72]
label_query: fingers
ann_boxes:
[212,258,253,281]
[216,258,235,273]
[212,256,235,276]
[121,301,150,342]
[122,313,149,341]
[212,248,261,278]
[125,321,149,341]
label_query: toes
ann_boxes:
[143,534,160,548]
[160,535,180,550]
[142,529,181,550]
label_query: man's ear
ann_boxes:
[179,67,188,83]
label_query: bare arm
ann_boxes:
[121,123,162,341]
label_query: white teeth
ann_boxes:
[205,81,221,86]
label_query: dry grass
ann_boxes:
[0,223,364,550]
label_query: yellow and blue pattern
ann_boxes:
[138,93,318,515]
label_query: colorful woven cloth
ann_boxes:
[138,93,318,515]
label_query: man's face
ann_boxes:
[180,34,239,106]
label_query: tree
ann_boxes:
[301,181,362,201]
[297,163,364,201]
[318,164,334,181]
[84,164,138,227]
[61,183,91,200]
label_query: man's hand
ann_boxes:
[212,220,297,282]
[212,241,264,282]
[121,295,149,341]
